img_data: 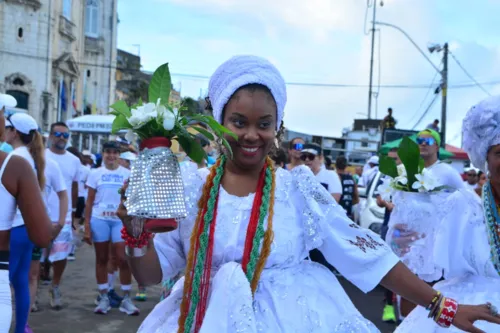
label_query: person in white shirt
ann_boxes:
[300,143,342,202]
[44,121,81,310]
[463,168,479,191]
[360,155,379,188]
[29,158,67,314]
[4,113,51,333]
[84,141,139,316]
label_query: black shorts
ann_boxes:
[32,247,42,261]
[75,197,85,219]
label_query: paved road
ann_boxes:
[28,245,397,333]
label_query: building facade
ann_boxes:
[0,0,117,130]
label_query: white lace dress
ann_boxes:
[396,189,500,332]
[138,164,400,333]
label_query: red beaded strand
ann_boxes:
[121,226,152,248]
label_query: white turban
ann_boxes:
[462,95,500,172]
[208,55,287,130]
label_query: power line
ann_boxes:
[1,48,500,90]
[411,91,440,130]
[406,63,442,126]
[449,51,492,96]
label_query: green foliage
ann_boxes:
[148,63,171,106]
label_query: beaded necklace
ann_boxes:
[178,155,276,333]
[481,181,500,275]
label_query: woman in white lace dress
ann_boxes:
[118,56,499,333]
[396,95,500,332]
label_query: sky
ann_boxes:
[117,0,500,147]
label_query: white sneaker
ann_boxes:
[94,294,111,314]
[119,295,140,316]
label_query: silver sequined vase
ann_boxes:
[125,137,187,233]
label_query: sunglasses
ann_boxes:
[416,137,436,146]
[52,131,70,139]
[467,173,477,177]
[300,153,316,161]
[292,143,304,151]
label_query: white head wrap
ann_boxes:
[462,95,500,172]
[208,55,287,130]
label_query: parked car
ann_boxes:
[357,171,384,234]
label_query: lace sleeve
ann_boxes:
[291,166,399,293]
[155,161,206,282]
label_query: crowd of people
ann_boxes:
[1,54,500,333]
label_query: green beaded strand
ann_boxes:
[183,155,226,333]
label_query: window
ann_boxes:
[62,0,72,19]
[6,90,29,110]
[85,0,99,37]
[17,27,23,39]
[13,78,25,86]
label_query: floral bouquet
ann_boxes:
[377,137,445,280]
[110,63,235,233]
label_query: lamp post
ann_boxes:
[374,21,448,146]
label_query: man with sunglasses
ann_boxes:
[416,129,465,190]
[300,143,342,202]
[286,137,305,171]
[464,168,479,191]
[44,122,81,309]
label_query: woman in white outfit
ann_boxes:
[0,94,52,332]
[118,56,499,333]
[395,95,500,332]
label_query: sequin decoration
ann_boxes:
[125,146,187,220]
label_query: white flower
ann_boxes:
[376,177,394,201]
[128,102,158,128]
[162,109,176,131]
[397,164,407,177]
[395,175,408,186]
[412,169,439,192]
[125,129,136,143]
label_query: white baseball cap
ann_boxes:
[81,150,92,156]
[0,93,17,110]
[120,151,137,161]
[6,113,38,135]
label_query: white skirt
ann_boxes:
[139,261,380,333]
[396,274,500,332]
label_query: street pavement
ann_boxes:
[28,245,397,333]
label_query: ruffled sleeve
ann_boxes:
[432,189,497,279]
[291,166,399,293]
[154,161,206,281]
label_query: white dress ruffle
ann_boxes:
[396,189,500,332]
[139,163,400,333]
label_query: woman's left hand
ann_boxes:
[453,304,500,333]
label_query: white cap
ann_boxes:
[6,113,38,134]
[0,93,17,110]
[367,155,379,165]
[120,151,137,161]
[81,150,91,156]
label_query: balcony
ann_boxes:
[5,0,42,10]
[59,15,76,42]
[84,36,104,54]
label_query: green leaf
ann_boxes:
[192,126,215,141]
[148,63,171,107]
[220,137,233,159]
[111,114,132,134]
[176,128,207,163]
[110,100,131,118]
[397,137,421,190]
[418,157,425,173]
[379,155,398,178]
[188,114,238,140]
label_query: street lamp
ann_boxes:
[374,21,448,146]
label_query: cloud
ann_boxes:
[120,0,500,147]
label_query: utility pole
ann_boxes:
[367,3,377,120]
[440,43,448,148]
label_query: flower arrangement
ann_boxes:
[108,62,236,234]
[109,62,236,162]
[378,136,443,200]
